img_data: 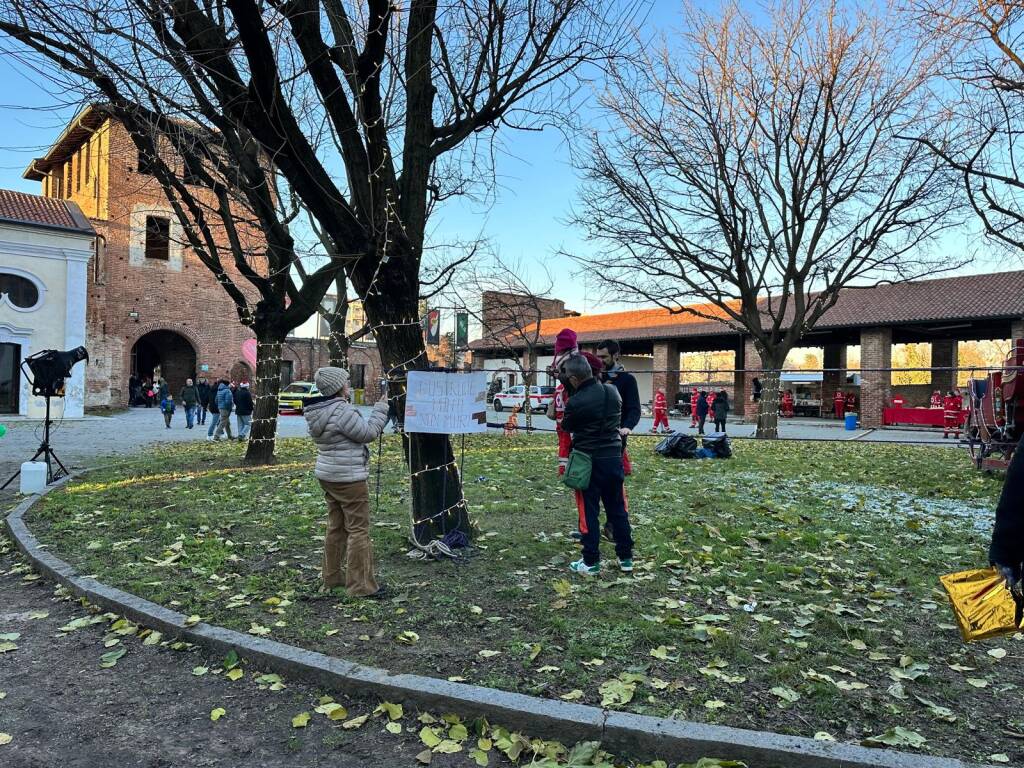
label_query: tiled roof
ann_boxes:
[0,188,95,235]
[471,270,1024,349]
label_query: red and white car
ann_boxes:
[491,385,556,413]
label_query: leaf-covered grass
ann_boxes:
[27,434,1022,762]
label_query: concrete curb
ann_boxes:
[4,478,993,768]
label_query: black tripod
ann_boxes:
[1,395,68,490]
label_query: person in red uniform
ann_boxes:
[930,390,942,409]
[942,390,960,439]
[781,389,795,418]
[651,387,671,433]
[845,391,857,413]
[833,389,845,419]
[548,329,579,475]
[689,387,699,428]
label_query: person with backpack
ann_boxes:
[234,381,254,440]
[159,393,176,429]
[712,390,730,433]
[212,380,235,441]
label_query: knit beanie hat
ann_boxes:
[315,366,349,397]
[554,328,578,356]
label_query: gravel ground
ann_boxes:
[0,536,482,768]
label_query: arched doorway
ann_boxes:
[131,330,197,394]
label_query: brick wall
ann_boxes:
[48,118,268,406]
[281,338,383,402]
[481,291,566,341]
[859,327,892,428]
[652,341,680,402]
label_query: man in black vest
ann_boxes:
[596,339,641,541]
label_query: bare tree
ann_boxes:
[909,2,1024,255]
[456,258,558,431]
[0,0,639,539]
[571,0,960,438]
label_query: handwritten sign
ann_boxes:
[404,371,488,434]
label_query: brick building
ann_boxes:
[24,105,382,405]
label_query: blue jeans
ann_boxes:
[579,455,633,566]
[207,411,219,436]
[185,405,196,428]
[237,414,252,439]
[198,405,208,425]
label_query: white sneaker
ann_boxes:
[206,435,214,442]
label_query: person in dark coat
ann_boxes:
[196,377,212,426]
[180,378,199,429]
[128,374,141,407]
[695,391,710,435]
[558,354,633,576]
[234,381,254,441]
[991,435,1024,596]
[712,390,730,433]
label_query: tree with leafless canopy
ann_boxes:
[908,2,1024,257]
[570,0,962,438]
[0,0,642,540]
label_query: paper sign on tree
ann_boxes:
[404,372,487,434]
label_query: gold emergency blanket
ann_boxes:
[940,567,1024,642]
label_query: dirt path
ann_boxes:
[0,535,495,768]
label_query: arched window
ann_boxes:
[0,271,43,311]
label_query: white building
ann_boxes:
[0,189,95,418]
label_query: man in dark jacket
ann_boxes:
[234,382,254,441]
[212,380,235,441]
[196,377,212,426]
[991,435,1024,596]
[696,391,710,434]
[559,354,634,576]
[180,378,199,429]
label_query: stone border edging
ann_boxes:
[4,477,992,768]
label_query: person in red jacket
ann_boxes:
[845,391,857,413]
[689,387,699,428]
[651,387,671,433]
[781,389,795,418]
[930,390,942,409]
[943,390,960,439]
[833,390,845,419]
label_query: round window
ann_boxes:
[0,273,40,309]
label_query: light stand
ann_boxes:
[1,347,87,490]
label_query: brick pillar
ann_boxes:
[733,343,746,419]
[930,339,957,395]
[860,327,892,428]
[742,336,760,419]
[652,341,680,403]
[821,344,847,420]
[1011,317,1024,341]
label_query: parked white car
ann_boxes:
[491,385,556,413]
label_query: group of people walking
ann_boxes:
[131,373,253,440]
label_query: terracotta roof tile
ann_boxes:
[471,271,1024,349]
[0,188,95,235]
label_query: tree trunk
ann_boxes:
[754,347,788,439]
[371,312,471,543]
[243,329,286,465]
[522,349,538,432]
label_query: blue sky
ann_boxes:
[0,0,1009,321]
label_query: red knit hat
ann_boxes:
[582,351,605,377]
[554,328,578,356]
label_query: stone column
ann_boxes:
[859,327,892,428]
[821,344,847,420]
[652,341,680,404]
[742,336,761,420]
[63,255,90,418]
[930,339,957,395]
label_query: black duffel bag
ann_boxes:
[702,432,732,459]
[655,432,699,459]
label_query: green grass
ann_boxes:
[27,434,1024,762]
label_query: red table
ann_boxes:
[882,407,966,427]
